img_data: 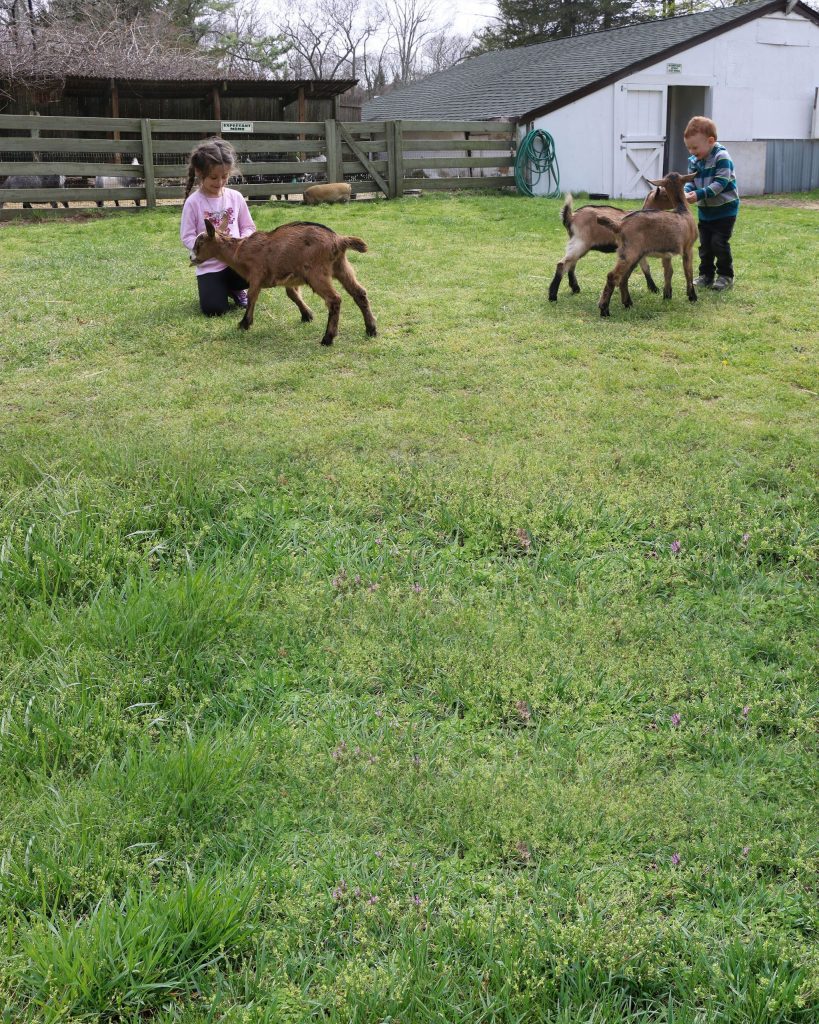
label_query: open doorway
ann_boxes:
[665,86,710,173]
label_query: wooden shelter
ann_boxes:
[1,73,360,124]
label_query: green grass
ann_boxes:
[0,193,817,1023]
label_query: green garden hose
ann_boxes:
[515,129,560,198]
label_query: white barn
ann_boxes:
[363,0,819,197]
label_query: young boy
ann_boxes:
[683,116,739,292]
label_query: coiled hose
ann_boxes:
[515,129,560,198]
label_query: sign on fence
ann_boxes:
[221,121,254,133]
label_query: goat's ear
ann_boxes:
[205,220,216,238]
[681,172,697,183]
[646,178,663,187]
[218,212,229,233]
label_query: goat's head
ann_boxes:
[646,171,697,206]
[190,212,230,265]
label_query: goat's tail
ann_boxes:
[561,193,574,232]
[596,214,621,234]
[340,235,368,254]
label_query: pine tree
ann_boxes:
[476,0,655,52]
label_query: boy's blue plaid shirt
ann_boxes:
[684,143,739,221]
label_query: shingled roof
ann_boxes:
[364,0,819,123]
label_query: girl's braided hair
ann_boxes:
[184,137,238,200]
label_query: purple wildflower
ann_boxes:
[367,894,378,905]
[367,582,379,592]
[741,846,750,858]
[670,713,681,728]
[742,705,750,719]
[741,532,750,544]
[411,582,422,593]
[670,540,682,555]
[375,850,383,859]
[671,852,681,867]
[412,895,422,906]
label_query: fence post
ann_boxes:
[393,120,404,198]
[325,119,341,182]
[386,120,396,198]
[141,118,156,209]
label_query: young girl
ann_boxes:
[180,138,256,316]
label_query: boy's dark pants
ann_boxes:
[698,216,736,281]
[197,267,249,316]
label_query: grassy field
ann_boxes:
[0,193,816,1023]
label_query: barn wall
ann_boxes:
[532,10,819,197]
[634,11,819,141]
[529,87,616,196]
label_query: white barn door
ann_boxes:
[617,84,667,198]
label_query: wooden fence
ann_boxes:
[0,114,517,214]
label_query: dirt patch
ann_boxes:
[742,197,819,209]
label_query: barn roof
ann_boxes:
[364,0,819,123]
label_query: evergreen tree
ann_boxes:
[476,0,657,52]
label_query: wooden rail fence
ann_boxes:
[0,114,518,215]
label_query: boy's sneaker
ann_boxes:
[693,275,714,288]
[230,290,249,309]
[712,276,733,292]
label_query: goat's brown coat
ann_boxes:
[596,172,699,317]
[548,187,673,302]
[191,218,377,346]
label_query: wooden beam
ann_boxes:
[110,79,121,162]
[212,85,221,122]
[337,121,389,197]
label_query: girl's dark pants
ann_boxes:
[197,267,249,316]
[698,216,736,281]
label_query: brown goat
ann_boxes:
[190,217,377,346]
[548,187,673,302]
[597,172,698,318]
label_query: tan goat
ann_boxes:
[597,172,698,318]
[190,217,377,346]
[303,182,352,205]
[548,187,673,302]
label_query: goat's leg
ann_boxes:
[285,286,314,323]
[334,258,377,337]
[683,247,697,302]
[639,258,659,294]
[549,239,586,301]
[238,282,262,331]
[306,271,342,345]
[662,257,673,300]
[599,262,623,318]
[618,261,641,309]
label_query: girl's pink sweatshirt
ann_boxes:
[180,187,256,276]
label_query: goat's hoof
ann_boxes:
[647,281,659,294]
[301,313,314,323]
[548,293,557,302]
[689,291,698,302]
[599,307,610,318]
[238,318,251,331]
[320,336,334,346]
[366,325,378,337]
[570,284,581,294]
[663,291,672,301]
[623,298,633,309]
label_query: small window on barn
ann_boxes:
[756,15,810,46]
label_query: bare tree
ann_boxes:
[380,0,437,85]
[0,0,221,84]
[200,0,288,76]
[420,27,473,76]
[278,0,382,79]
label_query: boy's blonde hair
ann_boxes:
[684,116,718,141]
[184,137,238,199]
